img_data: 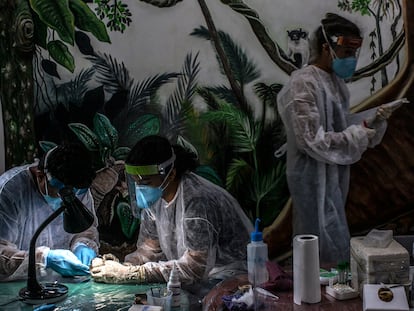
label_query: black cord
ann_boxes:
[0,296,23,306]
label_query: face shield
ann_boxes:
[321,25,362,79]
[125,151,176,218]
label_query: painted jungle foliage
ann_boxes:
[1,0,414,259]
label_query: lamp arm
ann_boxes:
[26,204,67,294]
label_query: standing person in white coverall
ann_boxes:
[277,13,398,265]
[90,135,253,294]
[0,142,99,281]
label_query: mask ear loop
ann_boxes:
[159,162,175,191]
[158,149,176,190]
[43,146,58,183]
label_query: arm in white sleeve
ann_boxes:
[286,76,369,165]
[0,239,49,281]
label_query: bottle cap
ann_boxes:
[251,218,263,242]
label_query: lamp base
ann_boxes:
[19,282,68,305]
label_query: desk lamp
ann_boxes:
[19,186,94,304]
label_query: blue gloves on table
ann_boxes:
[73,243,97,266]
[45,249,90,277]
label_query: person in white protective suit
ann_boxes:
[0,142,99,281]
[91,135,253,290]
[277,13,398,265]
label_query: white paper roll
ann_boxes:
[293,234,321,305]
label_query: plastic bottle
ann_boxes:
[247,218,269,287]
[167,262,181,308]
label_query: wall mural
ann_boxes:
[1,0,413,259]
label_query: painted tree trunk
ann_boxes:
[346,0,414,235]
[0,0,36,168]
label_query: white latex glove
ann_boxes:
[364,127,377,140]
[91,254,146,284]
[375,105,393,121]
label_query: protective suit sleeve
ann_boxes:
[284,75,370,165]
[124,209,167,265]
[0,239,49,281]
[125,196,218,284]
[124,238,165,265]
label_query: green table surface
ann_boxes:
[0,278,191,310]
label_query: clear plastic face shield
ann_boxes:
[321,25,362,79]
[125,151,176,218]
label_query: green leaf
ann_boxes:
[93,113,118,150]
[30,0,75,45]
[113,147,131,160]
[68,123,100,151]
[225,158,251,191]
[47,40,75,72]
[117,202,140,239]
[125,114,160,145]
[69,0,110,43]
[39,140,58,153]
[195,165,223,187]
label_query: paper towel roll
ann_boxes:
[293,234,321,305]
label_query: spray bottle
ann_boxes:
[167,262,181,308]
[247,218,269,287]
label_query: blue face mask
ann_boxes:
[44,195,63,211]
[332,56,357,79]
[133,166,173,210]
[134,184,163,209]
[41,175,63,211]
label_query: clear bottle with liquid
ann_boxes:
[167,262,181,309]
[247,218,269,287]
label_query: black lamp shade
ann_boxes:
[59,187,94,233]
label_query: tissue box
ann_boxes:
[363,284,409,311]
[350,237,410,293]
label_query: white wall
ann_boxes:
[71,0,402,110]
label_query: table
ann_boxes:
[203,274,364,310]
[0,279,191,311]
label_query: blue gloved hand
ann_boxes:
[46,249,90,277]
[33,304,57,311]
[73,244,97,266]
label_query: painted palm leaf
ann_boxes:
[55,67,95,107]
[191,25,260,86]
[163,52,200,127]
[87,52,132,94]
[202,101,259,153]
